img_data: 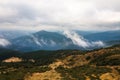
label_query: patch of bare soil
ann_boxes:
[25,61,63,80]
[2,57,22,63]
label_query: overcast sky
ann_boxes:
[0,0,120,31]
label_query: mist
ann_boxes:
[0,38,11,47]
[63,30,105,48]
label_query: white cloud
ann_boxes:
[0,0,120,31]
[0,38,11,47]
[63,30,89,48]
[30,35,42,46]
[63,30,105,48]
[91,41,105,47]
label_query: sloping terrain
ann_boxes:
[10,31,74,51]
[0,30,120,52]
[84,30,120,41]
[0,45,120,80]
[10,30,107,51]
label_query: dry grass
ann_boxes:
[2,57,22,63]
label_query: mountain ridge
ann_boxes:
[0,30,120,52]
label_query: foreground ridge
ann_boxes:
[0,45,120,80]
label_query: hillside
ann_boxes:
[10,31,75,51]
[0,45,120,80]
[84,30,120,41]
[0,30,120,51]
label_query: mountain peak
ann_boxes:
[39,30,47,32]
[37,30,50,33]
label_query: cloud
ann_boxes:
[91,41,105,47]
[63,30,105,48]
[0,38,11,47]
[0,0,120,31]
[30,34,56,46]
[30,35,42,46]
[63,30,89,48]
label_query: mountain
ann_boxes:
[0,30,120,79]
[0,30,120,51]
[11,30,113,52]
[84,30,120,41]
[75,30,96,36]
[0,30,32,48]
[9,30,77,51]
[0,30,32,40]
[84,30,120,46]
[0,38,11,47]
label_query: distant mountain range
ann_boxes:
[9,31,75,51]
[84,30,120,41]
[0,30,31,40]
[0,30,120,52]
[84,30,120,46]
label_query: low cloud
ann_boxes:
[0,38,11,47]
[63,30,105,48]
[30,35,42,46]
[30,34,56,46]
[64,30,89,48]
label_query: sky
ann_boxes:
[0,0,120,31]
